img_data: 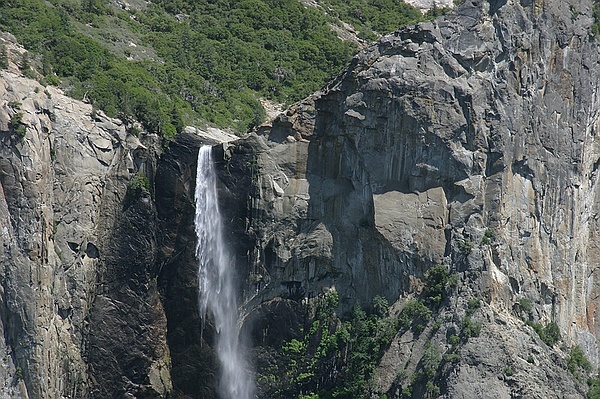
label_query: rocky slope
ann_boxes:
[2,0,600,398]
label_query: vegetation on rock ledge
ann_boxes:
[256,265,465,398]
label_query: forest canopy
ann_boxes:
[0,0,429,136]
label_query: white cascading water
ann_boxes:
[195,145,254,399]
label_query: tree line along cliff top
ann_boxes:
[0,0,447,138]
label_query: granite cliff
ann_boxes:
[217,0,600,396]
[2,0,600,397]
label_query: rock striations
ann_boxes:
[2,0,600,398]
[215,0,600,397]
[0,35,171,397]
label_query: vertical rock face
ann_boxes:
[0,43,170,396]
[212,0,600,396]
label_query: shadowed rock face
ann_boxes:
[210,0,600,397]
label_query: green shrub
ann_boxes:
[9,112,27,139]
[593,1,600,36]
[425,4,452,19]
[527,321,561,346]
[481,228,495,245]
[448,334,460,347]
[315,0,423,41]
[458,237,473,255]
[398,300,432,335]
[0,44,8,69]
[127,173,150,198]
[406,344,442,398]
[422,264,457,308]
[588,375,600,398]
[518,297,534,313]
[263,291,408,398]
[44,74,60,86]
[372,295,389,317]
[443,352,461,363]
[466,298,480,315]
[461,316,482,339]
[567,345,591,376]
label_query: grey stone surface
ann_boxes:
[214,0,600,396]
[0,40,170,397]
[3,0,600,397]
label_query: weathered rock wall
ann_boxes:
[213,0,600,396]
[0,36,171,397]
[3,0,600,397]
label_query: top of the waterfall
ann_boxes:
[404,0,454,13]
[185,126,239,144]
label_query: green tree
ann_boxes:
[20,52,31,72]
[0,44,8,69]
[422,265,457,308]
[567,345,591,376]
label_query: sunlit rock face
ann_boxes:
[0,36,170,397]
[214,0,600,397]
[405,0,455,13]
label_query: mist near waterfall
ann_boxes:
[195,145,254,399]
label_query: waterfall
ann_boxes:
[195,145,254,399]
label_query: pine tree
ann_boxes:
[20,52,31,73]
[0,45,9,70]
[20,52,36,78]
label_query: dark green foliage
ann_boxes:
[0,44,8,69]
[527,355,534,364]
[9,113,27,139]
[458,237,473,255]
[589,375,600,398]
[0,0,424,136]
[372,295,389,317]
[443,352,461,363]
[398,300,432,335]
[593,0,600,36]
[447,334,460,347]
[425,4,452,19]
[481,228,495,245]
[406,343,442,398]
[127,173,150,198]
[527,321,561,347]
[466,298,481,316]
[567,345,591,376]
[422,264,457,308]
[261,292,402,398]
[20,52,36,78]
[316,0,424,41]
[461,316,482,339]
[518,297,534,313]
[542,322,561,346]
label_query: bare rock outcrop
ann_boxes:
[211,0,600,397]
[3,0,600,397]
[0,36,170,397]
